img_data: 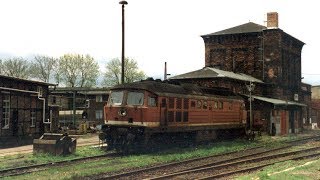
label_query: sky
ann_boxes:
[0,0,319,85]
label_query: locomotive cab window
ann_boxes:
[108,91,124,105]
[127,91,144,105]
[148,96,157,107]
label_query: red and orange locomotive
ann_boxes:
[100,79,247,151]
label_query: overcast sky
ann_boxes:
[0,0,319,85]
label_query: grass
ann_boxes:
[0,146,105,170]
[236,158,320,180]
[1,132,315,179]
[1,138,265,179]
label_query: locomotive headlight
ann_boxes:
[118,108,127,117]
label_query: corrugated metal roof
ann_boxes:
[202,22,266,36]
[170,67,263,83]
[248,95,306,107]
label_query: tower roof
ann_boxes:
[202,22,266,36]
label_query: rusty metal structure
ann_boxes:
[33,133,76,155]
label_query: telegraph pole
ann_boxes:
[119,1,128,84]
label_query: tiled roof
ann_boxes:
[202,22,266,36]
[170,67,264,83]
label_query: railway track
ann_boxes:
[0,152,119,178]
[91,135,320,180]
[2,134,319,179]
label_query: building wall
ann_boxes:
[49,89,109,129]
[201,24,308,134]
[0,77,50,137]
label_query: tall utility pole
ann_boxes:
[164,62,171,80]
[246,81,255,133]
[119,1,128,84]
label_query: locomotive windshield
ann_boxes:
[108,91,124,105]
[127,92,144,105]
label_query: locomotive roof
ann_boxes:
[111,80,241,99]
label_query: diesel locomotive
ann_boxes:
[100,79,247,151]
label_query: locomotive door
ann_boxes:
[160,98,168,126]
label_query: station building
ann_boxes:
[49,87,109,130]
[0,75,54,139]
[171,12,311,135]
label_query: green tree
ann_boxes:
[30,55,58,83]
[1,57,30,79]
[57,54,99,87]
[103,57,146,86]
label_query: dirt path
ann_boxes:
[0,134,100,157]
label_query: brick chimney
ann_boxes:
[267,12,278,28]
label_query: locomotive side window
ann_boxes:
[127,92,144,105]
[148,96,157,107]
[176,98,182,109]
[214,101,218,109]
[191,101,196,108]
[203,101,208,109]
[169,97,175,109]
[208,101,213,110]
[218,101,223,109]
[108,91,124,105]
[161,98,166,107]
[183,98,189,109]
[196,100,202,109]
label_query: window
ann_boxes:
[108,91,124,105]
[176,98,182,109]
[218,101,223,109]
[203,101,208,109]
[169,97,175,109]
[95,110,103,120]
[191,101,196,108]
[214,101,218,109]
[208,102,213,110]
[148,96,157,107]
[96,95,103,102]
[127,92,144,105]
[2,94,10,129]
[31,109,36,127]
[196,100,202,109]
[161,98,166,107]
[183,99,189,109]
